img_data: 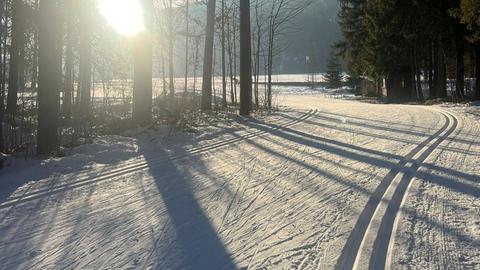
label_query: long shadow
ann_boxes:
[316,110,433,131]
[312,113,431,138]
[246,116,480,193]
[241,115,480,269]
[0,174,80,269]
[291,119,480,186]
[227,123,480,248]
[317,110,479,144]
[138,141,237,269]
[251,130,476,216]
[0,112,306,207]
[300,117,420,145]
[0,138,142,207]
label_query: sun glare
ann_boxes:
[98,0,145,36]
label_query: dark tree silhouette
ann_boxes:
[6,0,26,115]
[133,0,153,124]
[240,0,252,116]
[63,0,75,120]
[79,0,92,116]
[201,0,216,111]
[37,0,60,155]
[325,52,343,89]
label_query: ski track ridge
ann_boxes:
[0,109,318,210]
[335,109,459,270]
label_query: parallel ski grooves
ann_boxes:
[335,110,458,270]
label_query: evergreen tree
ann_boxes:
[325,52,344,89]
[338,0,472,101]
[457,0,480,98]
[337,0,368,78]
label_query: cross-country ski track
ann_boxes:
[0,95,479,269]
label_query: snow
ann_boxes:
[0,95,479,269]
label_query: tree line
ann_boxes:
[337,0,480,101]
[0,0,310,157]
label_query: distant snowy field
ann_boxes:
[0,95,478,269]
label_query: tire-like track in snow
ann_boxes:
[0,109,318,210]
[335,109,459,270]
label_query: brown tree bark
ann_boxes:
[6,1,26,115]
[221,0,227,107]
[475,43,480,99]
[132,0,153,124]
[79,0,92,117]
[63,0,75,120]
[240,0,252,116]
[201,0,216,111]
[37,0,60,155]
[437,39,447,98]
[455,25,466,99]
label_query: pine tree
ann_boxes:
[457,0,480,98]
[325,52,343,89]
[338,0,462,101]
[337,0,368,78]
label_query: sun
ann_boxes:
[98,0,145,36]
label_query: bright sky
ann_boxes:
[98,0,145,36]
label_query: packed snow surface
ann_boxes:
[0,95,478,269]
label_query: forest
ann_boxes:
[338,0,480,101]
[0,0,479,269]
[0,0,313,157]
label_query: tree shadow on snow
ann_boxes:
[137,141,238,269]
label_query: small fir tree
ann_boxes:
[325,52,344,89]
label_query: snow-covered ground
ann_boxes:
[0,95,478,269]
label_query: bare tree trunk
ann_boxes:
[233,15,238,104]
[475,44,480,100]
[226,13,235,105]
[410,46,417,101]
[432,39,439,99]
[455,27,465,99]
[201,0,216,111]
[267,31,273,110]
[221,0,227,107]
[254,8,261,109]
[37,0,60,155]
[240,0,252,116]
[64,0,75,120]
[184,0,189,100]
[414,45,424,102]
[79,0,92,117]
[0,0,7,102]
[56,0,64,120]
[161,50,167,97]
[133,0,153,124]
[428,42,433,99]
[31,21,39,90]
[193,37,200,107]
[437,39,447,98]
[7,0,26,115]
[168,0,175,101]
[0,0,5,153]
